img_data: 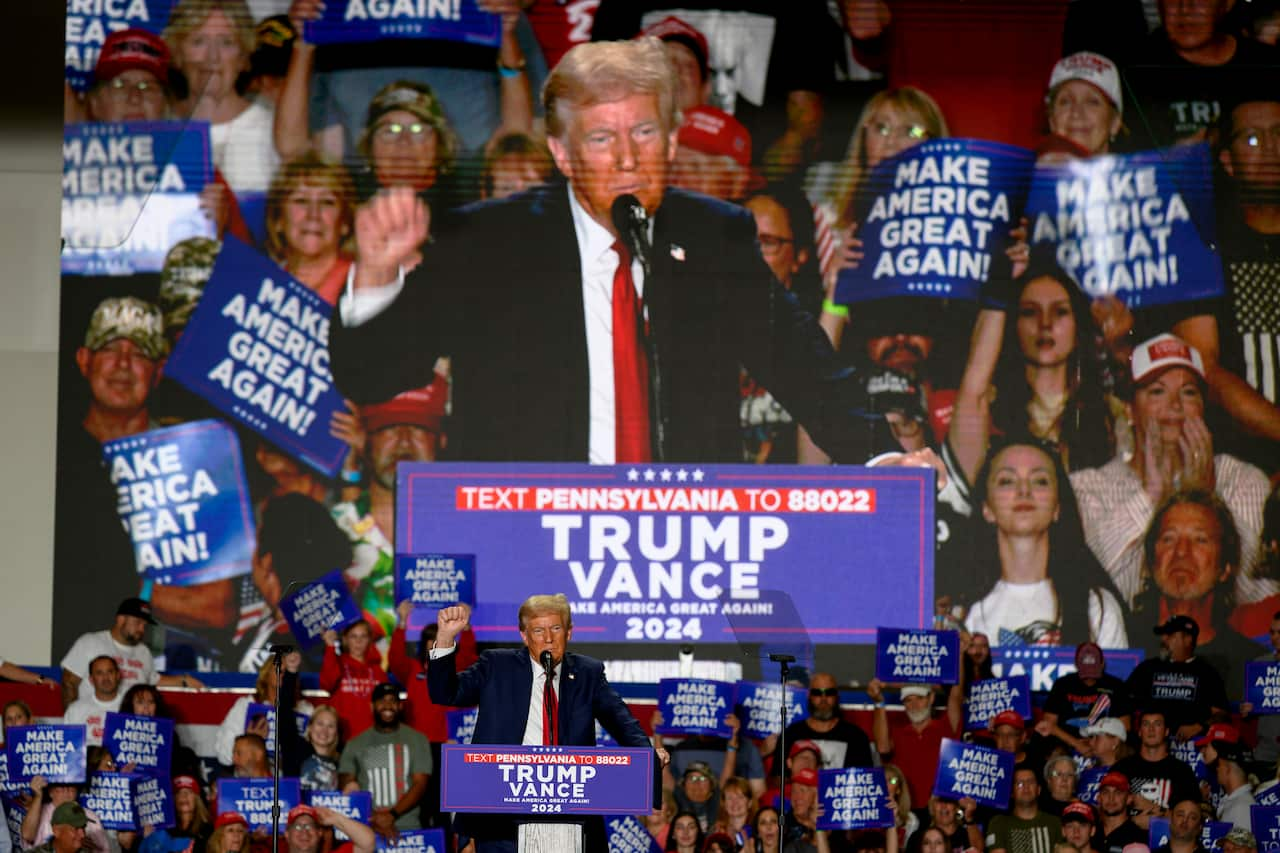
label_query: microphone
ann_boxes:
[539,650,555,676]
[611,194,652,276]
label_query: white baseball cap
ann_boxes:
[1048,51,1123,115]
[1130,333,1206,385]
[1081,717,1126,739]
[900,685,932,700]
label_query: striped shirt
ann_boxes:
[338,726,432,829]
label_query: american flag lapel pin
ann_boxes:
[670,244,686,261]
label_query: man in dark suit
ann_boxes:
[428,594,664,851]
[328,37,894,465]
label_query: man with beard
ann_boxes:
[867,679,963,811]
[332,382,447,641]
[338,683,432,835]
[1095,772,1147,853]
[778,672,877,776]
[62,656,123,746]
[60,598,197,707]
[986,764,1062,853]
[1212,89,1280,472]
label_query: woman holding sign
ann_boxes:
[264,153,357,305]
[964,438,1128,647]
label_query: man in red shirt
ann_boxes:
[866,679,962,808]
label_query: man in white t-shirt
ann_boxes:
[62,656,123,746]
[59,598,199,708]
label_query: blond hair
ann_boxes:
[543,38,680,140]
[264,152,356,264]
[827,87,948,227]
[518,593,573,632]
[163,0,256,67]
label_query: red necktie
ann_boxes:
[611,241,651,462]
[542,671,559,745]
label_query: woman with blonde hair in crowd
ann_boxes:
[205,812,249,853]
[264,152,357,304]
[163,0,298,194]
[215,655,314,768]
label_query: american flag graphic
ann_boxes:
[360,743,413,807]
[1087,694,1111,725]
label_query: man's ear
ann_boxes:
[547,135,574,180]
[75,346,93,379]
[1219,145,1235,178]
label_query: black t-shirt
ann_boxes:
[1111,753,1202,811]
[1122,32,1280,148]
[1043,672,1133,739]
[1125,656,1228,731]
[1100,820,1149,853]
[779,717,877,777]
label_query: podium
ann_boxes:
[439,744,658,851]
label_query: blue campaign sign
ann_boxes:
[1026,143,1225,308]
[396,553,476,641]
[164,236,349,477]
[103,713,173,776]
[439,744,654,815]
[1259,782,1280,808]
[1247,662,1280,713]
[992,647,1144,691]
[280,570,363,647]
[1169,737,1212,783]
[734,681,808,739]
[835,138,1034,305]
[64,0,174,91]
[375,829,447,853]
[81,772,137,830]
[1077,767,1107,805]
[0,753,28,798]
[447,708,477,744]
[875,628,960,684]
[217,778,301,831]
[5,725,87,783]
[932,738,1013,810]
[655,679,734,738]
[1261,806,1280,853]
[818,767,893,831]
[132,772,174,829]
[964,675,1032,731]
[396,463,936,644]
[244,703,310,754]
[62,120,215,275]
[303,0,500,48]
[606,815,664,853]
[3,793,26,850]
[102,420,255,587]
[305,791,371,842]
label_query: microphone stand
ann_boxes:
[770,653,795,848]
[271,647,285,853]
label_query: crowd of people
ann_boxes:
[42,0,1280,850]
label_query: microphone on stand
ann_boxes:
[539,650,555,677]
[610,194,652,278]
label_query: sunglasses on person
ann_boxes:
[809,687,840,698]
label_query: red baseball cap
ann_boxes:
[792,768,819,787]
[1062,802,1095,824]
[1074,642,1104,679]
[1099,770,1130,791]
[287,805,319,826]
[677,105,753,170]
[990,710,1025,732]
[1194,722,1239,748]
[638,15,709,79]
[789,740,822,760]
[94,29,171,85]
[173,775,200,794]
[360,374,448,433]
[215,812,248,830]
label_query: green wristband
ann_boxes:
[822,298,849,318]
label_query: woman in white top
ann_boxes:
[164,0,283,195]
[964,438,1128,647]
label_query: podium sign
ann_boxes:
[439,745,654,815]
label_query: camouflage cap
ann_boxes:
[84,296,168,360]
[365,80,448,132]
[158,237,220,333]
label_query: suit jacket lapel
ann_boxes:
[557,653,579,743]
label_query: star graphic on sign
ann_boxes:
[644,469,656,482]
[627,469,640,481]
[676,469,689,482]
[660,469,672,482]
[692,469,705,482]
